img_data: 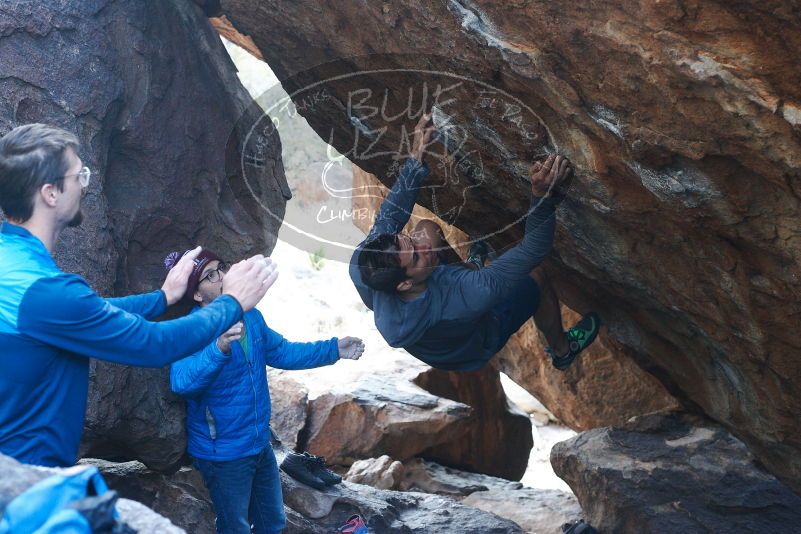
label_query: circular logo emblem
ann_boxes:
[232,54,553,263]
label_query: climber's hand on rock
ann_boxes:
[552,156,574,201]
[410,112,435,163]
[530,154,572,197]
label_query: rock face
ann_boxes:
[269,352,533,479]
[220,1,801,491]
[0,0,287,470]
[414,367,533,480]
[270,366,473,465]
[551,411,801,533]
[346,455,407,491]
[344,456,583,533]
[461,488,581,534]
[280,467,527,534]
[81,365,186,471]
[493,305,679,430]
[80,459,215,534]
[2,450,524,534]
[267,373,310,452]
[0,453,184,533]
[352,166,677,431]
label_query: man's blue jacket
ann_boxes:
[170,308,339,461]
[0,222,243,467]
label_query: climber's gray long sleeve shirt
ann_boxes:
[349,158,556,370]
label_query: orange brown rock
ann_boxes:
[219,0,801,492]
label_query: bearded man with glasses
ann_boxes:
[0,123,278,468]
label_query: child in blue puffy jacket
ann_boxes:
[168,250,364,534]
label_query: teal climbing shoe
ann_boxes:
[548,312,601,371]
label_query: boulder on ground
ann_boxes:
[415,366,533,480]
[281,467,526,534]
[551,411,801,533]
[345,455,406,490]
[344,455,583,533]
[270,350,533,478]
[81,458,215,534]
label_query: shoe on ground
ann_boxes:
[302,451,342,485]
[547,312,601,371]
[338,514,368,534]
[280,451,327,490]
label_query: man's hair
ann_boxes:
[0,123,80,222]
[358,233,409,293]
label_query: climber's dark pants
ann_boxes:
[488,275,542,355]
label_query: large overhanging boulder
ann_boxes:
[218,0,801,492]
[0,0,287,470]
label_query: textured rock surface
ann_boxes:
[269,353,532,477]
[267,373,309,451]
[80,365,186,471]
[0,0,287,471]
[346,455,406,490]
[462,488,581,534]
[0,453,184,533]
[344,456,582,533]
[280,467,527,534]
[414,366,533,480]
[0,449,527,534]
[352,166,677,431]
[81,459,215,534]
[493,305,679,430]
[271,366,474,465]
[551,411,801,533]
[220,1,801,491]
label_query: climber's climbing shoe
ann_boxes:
[547,312,601,371]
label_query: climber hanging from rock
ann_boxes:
[349,112,601,372]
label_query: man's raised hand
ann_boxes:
[530,154,573,198]
[161,246,201,305]
[222,255,278,312]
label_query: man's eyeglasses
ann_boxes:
[199,262,228,284]
[64,167,91,188]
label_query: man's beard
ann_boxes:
[66,209,83,228]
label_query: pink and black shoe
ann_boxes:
[337,514,368,534]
